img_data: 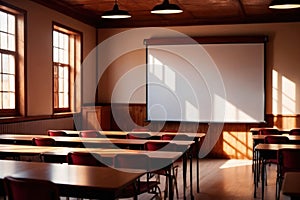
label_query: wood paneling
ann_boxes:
[82,105,300,159]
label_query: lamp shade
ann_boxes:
[101,3,131,19]
[269,0,300,9]
[151,0,183,14]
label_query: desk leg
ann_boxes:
[254,150,258,198]
[168,167,174,200]
[261,159,265,200]
[183,153,187,200]
[190,154,194,200]
[196,142,200,193]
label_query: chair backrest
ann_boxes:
[289,128,300,135]
[278,148,300,176]
[114,153,150,170]
[32,137,56,146]
[127,132,151,140]
[145,141,177,152]
[67,152,105,166]
[264,136,289,144]
[47,130,67,136]
[79,130,101,138]
[258,128,280,135]
[4,176,60,200]
[132,127,149,132]
[161,134,190,141]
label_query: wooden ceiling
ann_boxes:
[31,0,300,28]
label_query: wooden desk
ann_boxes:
[0,160,143,199]
[0,144,188,200]
[282,172,300,199]
[254,144,300,200]
[249,127,291,135]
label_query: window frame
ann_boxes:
[0,2,26,117]
[52,23,81,114]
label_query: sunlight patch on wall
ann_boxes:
[185,101,199,122]
[223,131,252,159]
[282,76,296,114]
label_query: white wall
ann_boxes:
[97,22,300,115]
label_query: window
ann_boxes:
[0,3,25,117]
[53,24,81,113]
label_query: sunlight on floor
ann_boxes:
[219,159,252,169]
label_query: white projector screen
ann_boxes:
[146,37,266,123]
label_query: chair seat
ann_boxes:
[118,180,159,198]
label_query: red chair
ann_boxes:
[114,153,161,199]
[4,176,60,200]
[67,151,106,167]
[289,128,300,135]
[32,137,56,146]
[132,127,150,132]
[79,130,102,138]
[144,141,179,199]
[258,128,280,135]
[47,130,67,136]
[127,132,152,140]
[277,148,300,200]
[161,134,190,141]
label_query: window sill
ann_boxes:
[0,112,78,124]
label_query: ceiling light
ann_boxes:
[269,0,300,9]
[101,0,131,19]
[151,0,183,14]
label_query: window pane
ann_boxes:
[3,92,14,109]
[64,93,68,107]
[53,47,58,62]
[7,14,15,34]
[0,11,7,32]
[59,93,64,107]
[53,31,58,47]
[0,32,7,50]
[59,78,64,92]
[8,34,15,51]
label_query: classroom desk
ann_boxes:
[254,143,300,200]
[0,159,144,199]
[0,134,198,199]
[252,135,300,174]
[249,128,290,135]
[64,130,205,193]
[282,172,300,200]
[0,144,190,200]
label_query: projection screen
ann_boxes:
[145,37,266,123]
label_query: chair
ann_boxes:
[47,130,67,136]
[145,141,179,199]
[4,176,60,200]
[67,151,106,167]
[32,137,56,146]
[132,127,150,132]
[114,153,161,200]
[258,128,280,135]
[127,132,152,140]
[277,148,300,200]
[289,128,300,135]
[79,130,102,138]
[263,136,289,186]
[32,138,62,163]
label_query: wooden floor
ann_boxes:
[135,158,290,200]
[1,158,291,200]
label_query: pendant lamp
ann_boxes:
[269,0,300,9]
[101,0,131,19]
[151,0,183,14]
